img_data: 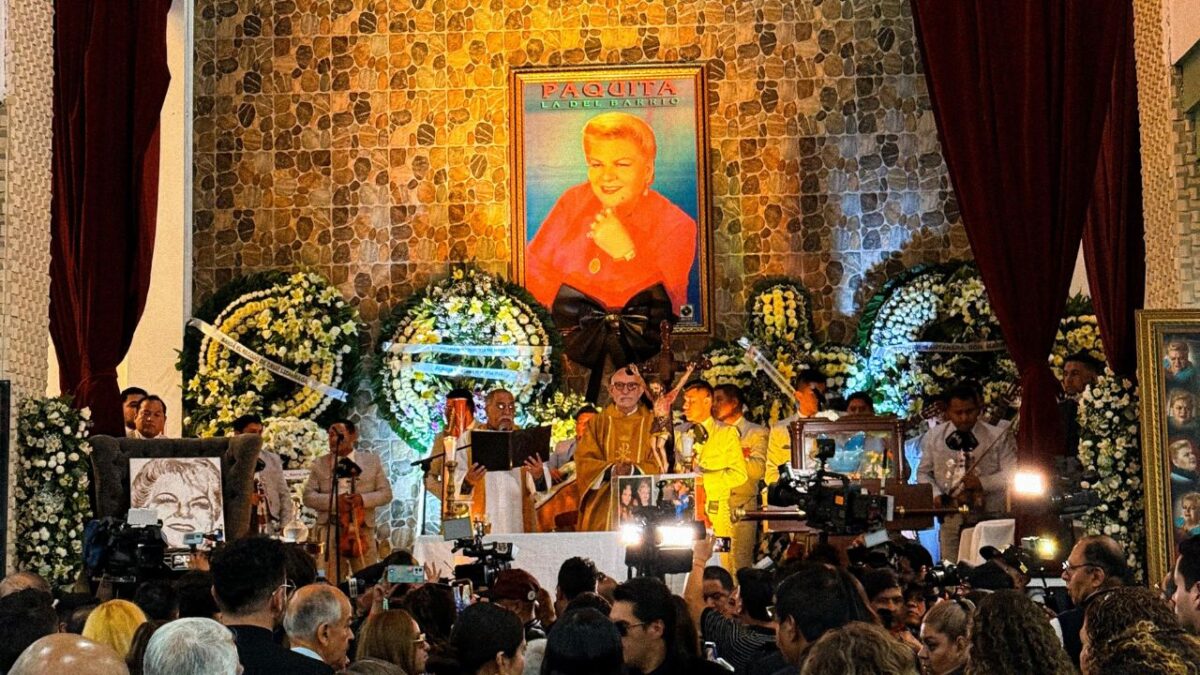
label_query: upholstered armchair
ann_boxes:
[89,435,262,541]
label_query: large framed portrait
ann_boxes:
[510,64,714,334]
[1137,310,1200,583]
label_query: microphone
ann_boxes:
[335,456,363,479]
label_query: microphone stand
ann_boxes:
[326,432,344,583]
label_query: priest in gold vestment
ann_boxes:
[576,367,666,531]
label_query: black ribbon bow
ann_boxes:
[552,283,676,399]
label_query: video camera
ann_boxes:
[445,518,513,589]
[83,516,171,586]
[1048,457,1101,518]
[767,437,893,537]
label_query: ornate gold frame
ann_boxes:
[789,417,908,479]
[508,63,714,335]
[1136,309,1200,584]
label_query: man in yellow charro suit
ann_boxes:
[575,367,667,532]
[678,381,747,571]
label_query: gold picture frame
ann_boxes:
[1136,309,1200,584]
[509,63,714,334]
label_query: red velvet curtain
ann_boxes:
[1082,12,1145,380]
[50,0,173,435]
[910,0,1129,468]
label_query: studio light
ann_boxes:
[1012,470,1047,498]
[620,523,644,547]
[656,525,697,549]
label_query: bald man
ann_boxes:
[10,634,130,675]
[0,571,50,598]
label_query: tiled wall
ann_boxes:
[1,0,54,572]
[1174,70,1200,306]
[193,0,970,546]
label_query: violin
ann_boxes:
[338,488,368,559]
[250,477,270,536]
[936,383,1019,519]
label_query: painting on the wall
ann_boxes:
[1137,310,1200,583]
[510,64,713,334]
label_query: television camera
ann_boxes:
[621,501,706,579]
[766,437,893,538]
[445,518,513,589]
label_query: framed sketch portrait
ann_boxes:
[510,64,714,334]
[1137,310,1200,583]
[130,457,226,548]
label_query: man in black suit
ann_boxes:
[211,537,334,675]
[1057,535,1127,668]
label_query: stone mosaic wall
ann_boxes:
[193,0,969,547]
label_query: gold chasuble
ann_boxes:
[576,404,662,531]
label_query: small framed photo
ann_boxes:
[1136,310,1200,583]
[652,473,698,522]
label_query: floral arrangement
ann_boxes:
[852,262,1016,417]
[373,266,562,453]
[261,416,327,470]
[180,271,361,438]
[13,396,92,588]
[1050,294,1105,380]
[864,267,948,347]
[527,391,590,446]
[1076,371,1144,582]
[746,278,815,347]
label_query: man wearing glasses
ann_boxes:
[1057,535,1128,668]
[212,537,332,675]
[576,367,667,531]
[452,388,544,533]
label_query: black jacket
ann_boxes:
[229,624,335,675]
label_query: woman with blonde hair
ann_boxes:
[800,621,919,675]
[919,599,972,675]
[81,599,147,659]
[356,608,429,675]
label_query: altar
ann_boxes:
[413,531,690,593]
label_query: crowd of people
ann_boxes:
[5,529,1200,674]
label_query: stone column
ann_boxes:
[0,0,54,572]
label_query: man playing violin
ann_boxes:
[916,382,1015,564]
[303,419,394,579]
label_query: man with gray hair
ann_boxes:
[284,584,354,671]
[0,571,50,597]
[143,617,240,675]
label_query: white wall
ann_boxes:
[47,1,189,438]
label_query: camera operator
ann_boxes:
[916,382,1015,562]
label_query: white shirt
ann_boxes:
[291,646,323,662]
[336,450,358,494]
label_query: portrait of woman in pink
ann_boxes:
[524,112,697,315]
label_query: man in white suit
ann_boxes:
[233,414,294,535]
[303,419,393,579]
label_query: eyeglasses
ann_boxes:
[413,633,429,647]
[1062,561,1101,577]
[613,620,645,636]
[610,382,642,392]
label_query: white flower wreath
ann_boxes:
[373,267,560,453]
[182,271,361,438]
